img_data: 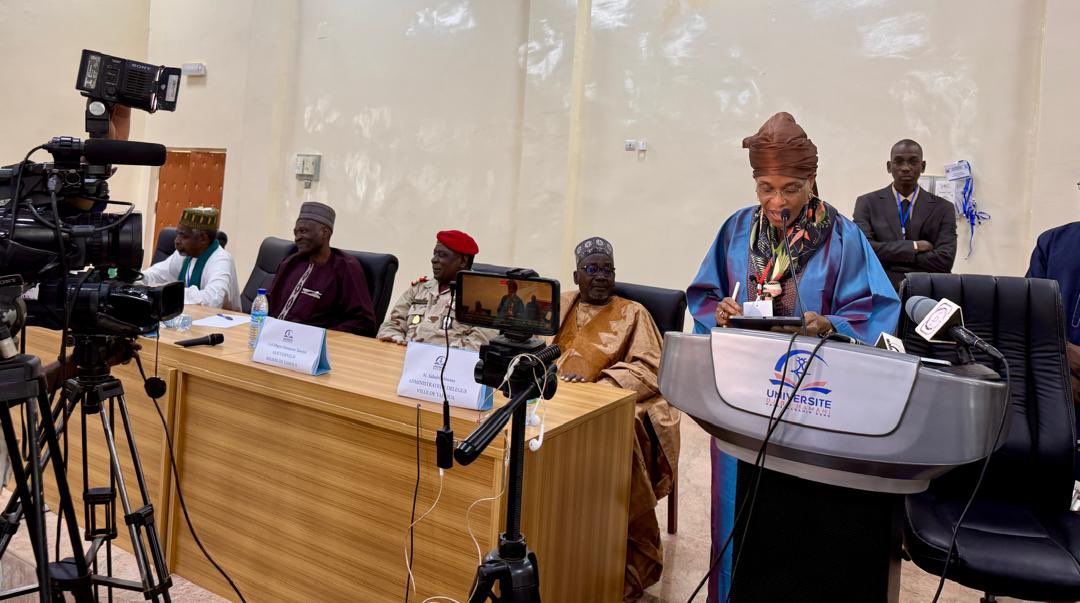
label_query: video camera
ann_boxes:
[0,50,183,340]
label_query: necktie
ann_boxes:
[901,199,911,238]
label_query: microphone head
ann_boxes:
[209,333,225,345]
[780,208,791,223]
[904,296,938,323]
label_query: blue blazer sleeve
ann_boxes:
[824,218,901,343]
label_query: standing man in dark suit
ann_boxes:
[854,139,957,290]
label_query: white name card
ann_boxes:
[397,341,491,411]
[252,317,331,376]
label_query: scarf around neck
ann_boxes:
[747,197,836,294]
[179,239,220,289]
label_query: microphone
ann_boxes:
[436,284,456,470]
[779,208,806,330]
[175,333,225,348]
[904,296,1003,360]
[45,137,167,166]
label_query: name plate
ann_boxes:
[710,329,918,436]
[397,342,491,410]
[252,317,331,376]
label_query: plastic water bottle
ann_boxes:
[162,314,192,331]
[248,288,269,348]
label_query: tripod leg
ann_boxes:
[114,394,171,601]
[0,402,50,602]
[35,388,95,602]
[92,393,170,601]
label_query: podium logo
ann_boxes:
[765,350,834,417]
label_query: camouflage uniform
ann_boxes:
[377,277,495,351]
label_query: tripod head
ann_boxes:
[454,340,559,467]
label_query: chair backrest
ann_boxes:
[153,227,177,264]
[153,227,229,265]
[472,263,514,275]
[340,249,399,326]
[613,282,687,335]
[898,272,1075,509]
[240,237,297,313]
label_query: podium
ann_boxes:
[659,329,1008,602]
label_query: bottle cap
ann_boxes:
[257,288,267,295]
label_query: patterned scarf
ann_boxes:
[747,197,836,298]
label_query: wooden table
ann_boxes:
[22,305,634,601]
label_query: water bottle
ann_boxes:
[162,314,192,331]
[248,288,269,348]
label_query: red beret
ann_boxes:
[436,230,479,255]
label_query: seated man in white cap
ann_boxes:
[142,207,241,310]
[267,202,377,336]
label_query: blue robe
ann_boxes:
[686,205,900,602]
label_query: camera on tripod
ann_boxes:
[0,50,183,342]
[0,50,184,602]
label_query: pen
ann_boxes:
[731,281,741,302]
[216,313,234,321]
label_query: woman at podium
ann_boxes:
[686,112,899,601]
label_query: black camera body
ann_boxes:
[0,50,183,339]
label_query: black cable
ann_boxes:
[725,336,829,602]
[687,330,800,601]
[148,395,246,602]
[405,402,421,603]
[930,360,1012,602]
[779,213,807,334]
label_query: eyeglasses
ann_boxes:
[756,181,808,202]
[580,265,615,277]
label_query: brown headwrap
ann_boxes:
[742,112,818,180]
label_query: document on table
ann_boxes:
[191,314,251,329]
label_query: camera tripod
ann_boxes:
[454,338,560,602]
[0,335,171,601]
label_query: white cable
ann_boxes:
[405,468,446,597]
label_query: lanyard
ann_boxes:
[895,189,917,238]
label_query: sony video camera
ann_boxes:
[0,50,183,339]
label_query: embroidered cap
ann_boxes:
[575,236,614,265]
[179,207,220,230]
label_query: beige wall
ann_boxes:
[0,0,151,216]
[4,0,1077,310]
[1029,0,1080,245]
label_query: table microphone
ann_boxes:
[904,296,1003,360]
[175,333,224,348]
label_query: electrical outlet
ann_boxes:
[624,139,637,152]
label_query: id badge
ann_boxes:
[742,300,774,318]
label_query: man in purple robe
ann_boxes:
[267,202,376,336]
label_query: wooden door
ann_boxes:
[153,150,227,247]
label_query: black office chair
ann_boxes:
[614,282,686,535]
[898,272,1080,601]
[153,227,229,264]
[240,237,296,313]
[472,262,514,275]
[153,227,177,264]
[341,250,399,326]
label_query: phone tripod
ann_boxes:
[0,334,172,601]
[453,338,560,602]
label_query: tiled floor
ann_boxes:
[0,422,1031,601]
